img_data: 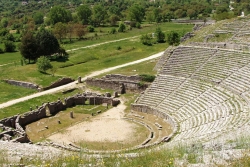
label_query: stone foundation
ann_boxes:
[0,92,120,143]
[86,74,148,94]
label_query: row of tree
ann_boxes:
[0,0,240,31]
[140,28,180,46]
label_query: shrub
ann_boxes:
[4,41,16,52]
[140,74,156,82]
[0,48,4,54]
[116,46,121,50]
[87,25,95,32]
[36,56,53,73]
[118,22,126,32]
[166,31,180,46]
[110,27,116,34]
[140,34,152,46]
[155,27,165,43]
[136,22,141,29]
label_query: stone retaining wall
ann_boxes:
[3,77,75,91]
[3,79,39,90]
[104,74,141,82]
[86,74,148,94]
[131,104,178,141]
[43,77,75,90]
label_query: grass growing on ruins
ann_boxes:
[26,105,108,143]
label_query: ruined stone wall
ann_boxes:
[43,78,75,90]
[3,79,39,90]
[47,101,65,115]
[64,95,86,108]
[86,76,148,94]
[0,115,18,128]
[88,96,119,106]
[18,105,47,126]
[0,92,120,143]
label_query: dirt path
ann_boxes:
[0,51,164,109]
[66,36,139,52]
[0,62,13,67]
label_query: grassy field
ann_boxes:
[0,22,192,104]
[0,57,158,119]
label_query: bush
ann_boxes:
[140,74,156,82]
[116,46,121,50]
[0,48,4,54]
[140,34,152,46]
[118,22,126,32]
[155,27,165,43]
[37,56,53,73]
[4,41,16,52]
[87,25,95,32]
[110,27,116,34]
[166,31,180,46]
[136,22,141,29]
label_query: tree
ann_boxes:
[33,12,44,25]
[77,5,92,25]
[167,31,180,46]
[174,9,186,18]
[155,27,165,43]
[67,21,74,42]
[118,22,126,32]
[153,8,162,23]
[19,32,39,63]
[109,15,119,26]
[4,41,16,52]
[146,12,154,23]
[36,56,53,73]
[36,29,60,57]
[187,9,197,19]
[129,4,145,23]
[49,6,72,25]
[91,5,107,26]
[1,18,8,28]
[53,22,67,43]
[74,23,85,39]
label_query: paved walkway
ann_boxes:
[0,51,164,109]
